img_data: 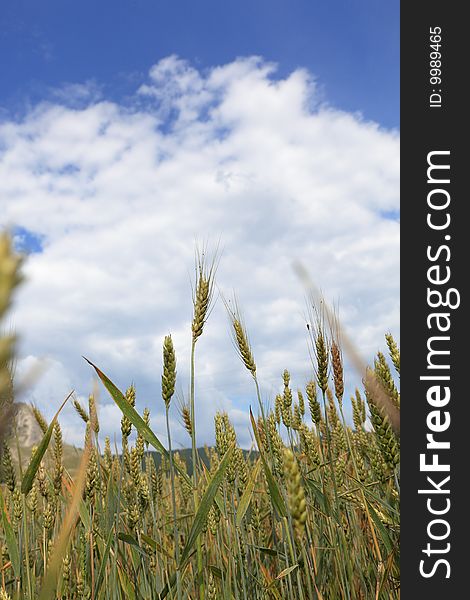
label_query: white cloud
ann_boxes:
[1,56,399,448]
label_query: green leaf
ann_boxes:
[213,488,226,516]
[208,565,222,579]
[94,527,114,597]
[117,563,136,600]
[158,573,177,600]
[365,499,393,554]
[104,475,119,531]
[180,444,234,567]
[140,533,173,560]
[118,532,138,546]
[84,358,192,487]
[117,532,150,559]
[0,487,20,579]
[250,545,279,557]
[250,408,287,518]
[304,477,327,513]
[236,459,260,527]
[21,391,72,495]
[261,450,288,518]
[77,496,92,531]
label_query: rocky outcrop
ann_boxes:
[6,402,44,447]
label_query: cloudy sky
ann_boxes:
[1,1,399,449]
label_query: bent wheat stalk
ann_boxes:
[294,261,400,434]
[0,233,23,449]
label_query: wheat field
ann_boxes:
[0,234,400,599]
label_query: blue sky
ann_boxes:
[1,1,399,449]
[1,0,399,127]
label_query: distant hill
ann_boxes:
[1,402,256,481]
[145,447,257,476]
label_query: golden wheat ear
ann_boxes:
[191,244,219,343]
[222,293,257,376]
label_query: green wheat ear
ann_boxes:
[224,294,257,376]
[385,332,400,375]
[374,351,400,409]
[283,448,307,541]
[306,379,322,425]
[162,334,176,408]
[233,318,256,375]
[364,369,400,470]
[191,247,218,343]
